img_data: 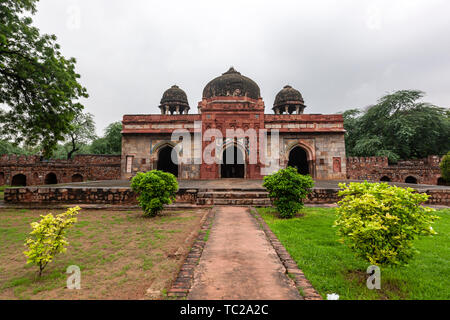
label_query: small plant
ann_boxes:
[131,170,178,217]
[24,206,81,277]
[263,166,314,218]
[440,151,450,182]
[334,182,439,266]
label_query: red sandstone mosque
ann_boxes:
[121,67,347,180]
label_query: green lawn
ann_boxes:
[258,207,450,300]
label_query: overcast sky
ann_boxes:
[33,0,450,135]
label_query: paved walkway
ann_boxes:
[188,206,301,300]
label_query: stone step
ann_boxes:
[197,191,269,199]
[197,198,272,206]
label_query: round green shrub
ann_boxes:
[440,151,450,182]
[263,166,314,218]
[334,181,439,266]
[131,170,178,217]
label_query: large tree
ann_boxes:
[64,112,97,159]
[343,90,450,162]
[0,0,88,158]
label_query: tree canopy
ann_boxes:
[342,90,450,163]
[90,122,122,155]
[0,0,88,158]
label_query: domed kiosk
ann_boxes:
[273,85,305,115]
[159,85,190,115]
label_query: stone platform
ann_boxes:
[3,179,449,206]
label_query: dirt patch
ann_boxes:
[345,269,407,300]
[0,208,207,300]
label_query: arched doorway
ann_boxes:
[405,176,418,184]
[437,177,447,186]
[380,176,391,182]
[11,174,27,186]
[157,146,178,177]
[287,146,309,175]
[72,174,83,182]
[221,145,245,178]
[44,172,58,185]
[0,172,4,185]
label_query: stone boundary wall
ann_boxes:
[0,154,121,186]
[346,156,444,185]
[4,186,449,206]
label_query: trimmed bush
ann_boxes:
[24,206,81,277]
[440,151,450,182]
[263,166,314,218]
[131,170,178,217]
[334,182,439,266]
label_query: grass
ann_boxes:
[0,208,207,300]
[258,206,450,300]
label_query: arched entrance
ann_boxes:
[72,174,83,182]
[380,176,391,182]
[157,145,178,177]
[0,172,4,185]
[437,177,447,186]
[405,176,418,184]
[287,146,309,175]
[221,145,245,178]
[44,172,58,185]
[11,174,27,186]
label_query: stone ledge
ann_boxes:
[167,207,216,299]
[250,207,323,300]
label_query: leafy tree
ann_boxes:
[342,90,450,162]
[131,170,178,217]
[0,0,88,158]
[64,112,97,159]
[334,182,438,266]
[24,206,81,277]
[440,151,450,182]
[263,166,314,218]
[90,122,122,155]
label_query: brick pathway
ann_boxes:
[188,206,302,300]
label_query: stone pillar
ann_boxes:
[165,105,170,115]
[176,106,180,114]
[296,106,300,114]
[285,106,289,114]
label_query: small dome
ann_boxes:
[160,85,189,107]
[202,67,261,99]
[273,85,306,114]
[274,85,304,108]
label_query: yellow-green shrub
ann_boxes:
[334,182,438,266]
[24,206,81,276]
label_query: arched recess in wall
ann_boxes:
[220,144,245,178]
[72,174,83,182]
[380,176,391,182]
[287,146,310,175]
[11,174,26,186]
[437,177,447,186]
[0,172,4,185]
[157,145,178,177]
[405,176,418,184]
[44,172,58,185]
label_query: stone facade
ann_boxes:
[346,156,445,185]
[121,68,347,181]
[0,154,121,186]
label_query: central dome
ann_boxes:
[202,67,261,99]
